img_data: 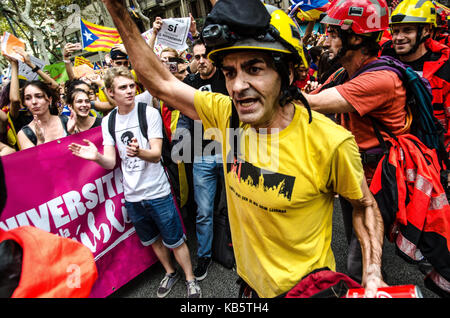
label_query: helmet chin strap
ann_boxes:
[271,52,313,123]
[329,28,366,64]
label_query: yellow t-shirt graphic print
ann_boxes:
[194,91,364,298]
[227,159,295,208]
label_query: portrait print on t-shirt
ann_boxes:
[199,84,212,92]
[117,126,148,173]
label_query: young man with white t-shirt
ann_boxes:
[68,66,201,298]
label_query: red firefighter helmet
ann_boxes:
[321,0,389,35]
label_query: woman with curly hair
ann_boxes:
[17,81,70,149]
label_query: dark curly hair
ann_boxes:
[20,80,59,115]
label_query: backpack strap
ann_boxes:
[137,101,173,170]
[21,126,37,146]
[108,103,150,143]
[59,115,69,135]
[137,102,148,140]
[367,115,397,154]
[108,108,118,144]
[351,60,404,81]
[318,67,348,92]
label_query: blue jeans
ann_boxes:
[193,154,223,258]
[125,194,186,249]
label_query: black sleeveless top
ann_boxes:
[20,115,69,145]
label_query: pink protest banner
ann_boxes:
[0,127,159,297]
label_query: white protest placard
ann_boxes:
[156,17,190,51]
[18,55,47,81]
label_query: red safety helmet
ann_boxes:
[321,0,389,35]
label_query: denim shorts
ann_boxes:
[124,194,186,249]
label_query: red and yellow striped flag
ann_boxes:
[74,56,94,68]
[80,18,121,52]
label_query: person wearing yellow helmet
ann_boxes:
[101,0,385,298]
[382,0,450,154]
[388,0,437,57]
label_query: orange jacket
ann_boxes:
[0,226,98,298]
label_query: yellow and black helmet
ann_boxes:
[390,0,437,27]
[202,0,308,68]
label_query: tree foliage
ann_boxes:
[0,0,94,65]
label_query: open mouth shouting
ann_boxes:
[235,97,261,114]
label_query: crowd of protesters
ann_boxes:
[1,0,450,299]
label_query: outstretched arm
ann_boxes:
[102,0,199,120]
[345,178,387,297]
[147,17,162,50]
[14,48,58,90]
[69,140,116,170]
[304,87,355,114]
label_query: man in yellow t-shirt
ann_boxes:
[195,92,365,297]
[103,0,386,298]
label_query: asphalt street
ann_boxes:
[110,198,439,299]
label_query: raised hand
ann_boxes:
[152,17,163,35]
[63,42,82,60]
[13,47,31,65]
[88,73,104,88]
[189,13,198,36]
[33,115,45,144]
[67,106,78,134]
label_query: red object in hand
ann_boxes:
[345,285,423,298]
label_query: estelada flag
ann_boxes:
[289,0,330,22]
[80,18,121,52]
